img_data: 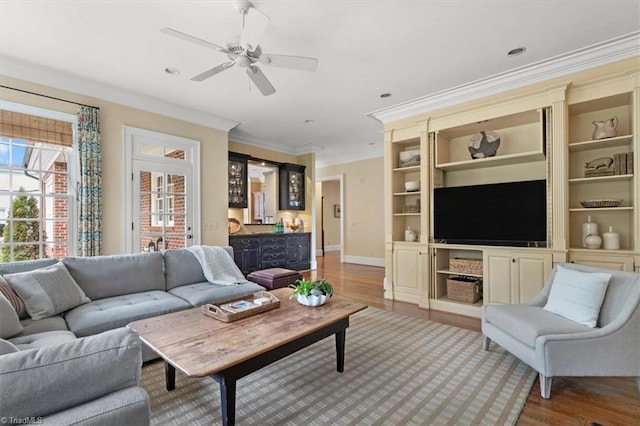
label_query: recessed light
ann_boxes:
[304,119,314,124]
[164,67,180,75]
[507,47,526,56]
[380,93,392,98]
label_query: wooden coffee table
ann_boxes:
[128,288,367,426]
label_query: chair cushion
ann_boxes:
[9,330,77,350]
[64,291,191,337]
[543,265,611,327]
[483,304,592,348]
[18,315,69,337]
[4,262,91,320]
[169,281,265,306]
[0,294,23,339]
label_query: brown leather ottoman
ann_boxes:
[247,268,302,290]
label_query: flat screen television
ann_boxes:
[433,179,547,247]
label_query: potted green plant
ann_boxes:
[289,278,334,306]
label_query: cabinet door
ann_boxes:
[279,163,306,210]
[229,236,261,274]
[285,234,311,270]
[569,252,635,271]
[516,253,552,303]
[392,246,424,303]
[228,153,249,209]
[483,252,514,305]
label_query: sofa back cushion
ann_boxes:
[164,246,233,290]
[556,263,640,327]
[0,258,58,275]
[62,252,165,300]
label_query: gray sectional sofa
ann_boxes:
[0,246,265,424]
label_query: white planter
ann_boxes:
[296,294,329,307]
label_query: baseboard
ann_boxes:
[315,249,323,256]
[343,255,385,267]
[324,245,341,252]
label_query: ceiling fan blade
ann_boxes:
[160,27,224,52]
[191,62,235,81]
[246,66,276,96]
[240,7,270,51]
[259,54,318,72]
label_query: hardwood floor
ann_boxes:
[304,252,640,426]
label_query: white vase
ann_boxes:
[296,294,329,307]
[585,234,602,249]
[582,216,598,248]
[602,226,620,250]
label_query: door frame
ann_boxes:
[316,174,344,263]
[123,126,201,253]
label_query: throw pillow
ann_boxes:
[0,275,26,317]
[4,262,91,321]
[543,265,611,327]
[0,293,24,339]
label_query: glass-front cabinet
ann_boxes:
[228,152,249,209]
[279,163,306,210]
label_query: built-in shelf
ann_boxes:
[436,269,483,278]
[434,296,483,308]
[393,191,421,196]
[392,165,421,173]
[436,151,545,171]
[568,247,637,254]
[568,134,633,151]
[569,174,633,184]
[393,213,421,216]
[569,206,634,212]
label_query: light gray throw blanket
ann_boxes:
[186,246,248,286]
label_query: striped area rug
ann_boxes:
[141,307,536,425]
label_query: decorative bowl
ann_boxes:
[296,294,330,307]
[404,181,420,192]
[579,199,623,208]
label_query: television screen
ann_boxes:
[433,180,547,247]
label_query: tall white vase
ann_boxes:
[582,216,598,248]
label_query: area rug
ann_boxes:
[140,307,536,425]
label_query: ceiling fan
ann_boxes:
[161,0,318,96]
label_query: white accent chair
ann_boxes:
[481,262,640,398]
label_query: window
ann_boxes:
[0,107,76,261]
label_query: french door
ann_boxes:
[124,126,200,253]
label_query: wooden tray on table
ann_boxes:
[201,291,280,322]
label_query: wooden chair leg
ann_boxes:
[540,373,552,399]
[482,335,491,351]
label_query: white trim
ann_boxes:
[0,100,77,123]
[343,255,385,268]
[123,126,201,253]
[316,149,383,168]
[367,31,640,124]
[324,245,341,252]
[317,174,345,264]
[315,249,324,256]
[1,55,239,132]
[229,128,320,156]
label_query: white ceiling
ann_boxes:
[1,1,639,166]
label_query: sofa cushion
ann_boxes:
[0,294,23,338]
[0,339,19,355]
[63,251,165,300]
[0,275,26,318]
[4,262,91,320]
[64,291,191,337]
[0,258,58,275]
[18,315,69,337]
[543,265,611,327]
[169,281,266,306]
[164,248,207,290]
[9,330,77,350]
[483,304,592,348]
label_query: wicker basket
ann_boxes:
[447,277,482,304]
[449,258,483,275]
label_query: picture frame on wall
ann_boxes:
[334,204,341,218]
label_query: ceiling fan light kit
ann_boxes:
[161,0,318,96]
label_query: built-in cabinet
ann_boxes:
[382,62,639,318]
[229,233,311,275]
[279,163,306,210]
[228,152,249,209]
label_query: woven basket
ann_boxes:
[449,258,483,275]
[447,278,482,304]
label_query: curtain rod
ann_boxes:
[0,84,99,109]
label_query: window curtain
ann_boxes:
[77,106,102,256]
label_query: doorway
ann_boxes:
[124,126,200,253]
[316,174,344,263]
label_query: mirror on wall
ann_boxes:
[242,161,278,224]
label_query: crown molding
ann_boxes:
[316,145,383,168]
[0,55,240,132]
[229,128,321,156]
[367,31,640,124]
